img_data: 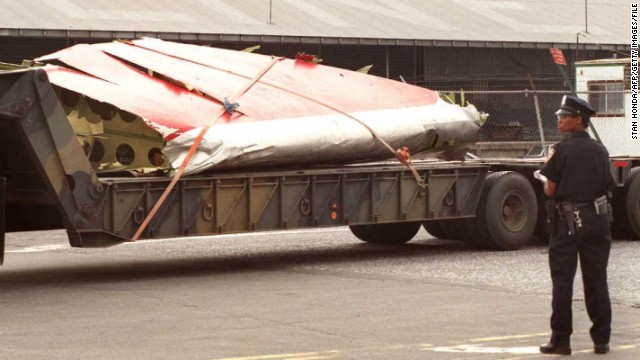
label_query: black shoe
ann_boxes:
[594,344,610,354]
[539,342,572,355]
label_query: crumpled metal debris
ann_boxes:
[30,38,484,175]
[166,100,481,175]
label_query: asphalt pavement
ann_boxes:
[1,228,639,359]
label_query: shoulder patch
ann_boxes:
[545,147,555,164]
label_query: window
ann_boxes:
[588,81,624,117]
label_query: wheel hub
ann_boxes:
[501,191,527,232]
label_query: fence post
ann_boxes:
[528,76,548,157]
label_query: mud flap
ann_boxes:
[0,177,5,265]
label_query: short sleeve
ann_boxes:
[540,147,560,183]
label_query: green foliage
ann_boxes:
[356,65,373,74]
[438,89,488,127]
[439,89,467,106]
[242,45,261,53]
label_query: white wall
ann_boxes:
[575,62,638,157]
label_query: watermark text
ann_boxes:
[632,3,638,140]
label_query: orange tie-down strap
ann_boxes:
[276,86,427,190]
[131,56,283,241]
[131,57,426,241]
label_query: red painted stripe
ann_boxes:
[130,38,439,115]
[42,39,442,138]
[44,65,214,139]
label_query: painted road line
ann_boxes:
[469,332,550,342]
[210,350,341,360]
[470,324,640,344]
[214,330,640,359]
[4,227,352,253]
[427,344,540,354]
[616,344,639,351]
[6,244,67,253]
[573,343,639,354]
[127,227,351,244]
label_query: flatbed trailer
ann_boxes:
[1,69,638,263]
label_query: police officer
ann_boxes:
[537,95,614,355]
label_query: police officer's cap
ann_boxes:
[555,95,596,116]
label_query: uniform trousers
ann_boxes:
[548,205,612,346]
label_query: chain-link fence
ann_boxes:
[442,90,632,157]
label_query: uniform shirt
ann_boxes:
[540,131,613,202]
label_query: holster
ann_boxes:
[594,195,613,222]
[559,203,576,235]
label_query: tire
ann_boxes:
[533,189,550,245]
[440,219,469,241]
[467,171,537,250]
[627,168,640,240]
[613,167,640,240]
[425,219,477,244]
[349,224,373,242]
[349,222,421,245]
[438,219,463,241]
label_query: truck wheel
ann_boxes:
[424,220,470,241]
[349,222,421,245]
[533,191,550,245]
[439,219,468,241]
[468,171,537,250]
[614,167,640,240]
[627,168,640,239]
[349,224,373,242]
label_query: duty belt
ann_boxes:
[556,195,609,235]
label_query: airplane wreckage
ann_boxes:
[26,38,484,176]
[5,42,640,255]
